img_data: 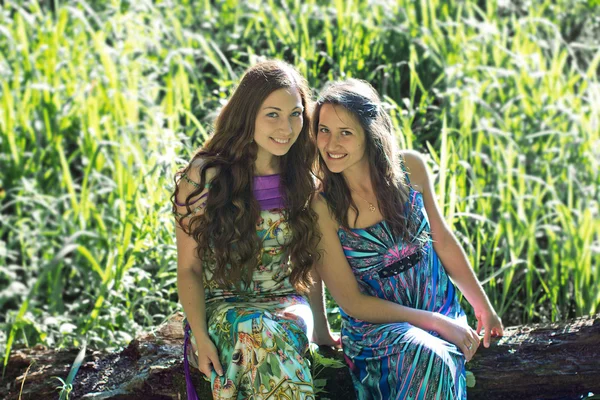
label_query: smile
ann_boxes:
[327,152,347,159]
[270,137,290,144]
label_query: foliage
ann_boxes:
[0,0,598,363]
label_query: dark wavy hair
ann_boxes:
[313,79,424,243]
[172,60,319,293]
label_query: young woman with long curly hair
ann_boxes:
[172,60,335,400]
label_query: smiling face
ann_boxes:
[316,103,368,174]
[254,87,304,163]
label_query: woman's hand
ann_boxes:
[312,330,342,349]
[433,313,481,362]
[475,306,504,348]
[190,334,224,377]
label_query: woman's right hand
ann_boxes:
[432,313,480,362]
[190,334,224,377]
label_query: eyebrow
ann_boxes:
[319,123,354,131]
[263,106,303,111]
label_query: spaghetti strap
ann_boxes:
[399,156,411,185]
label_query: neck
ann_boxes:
[254,149,280,176]
[343,160,374,195]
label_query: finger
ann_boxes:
[493,325,504,337]
[209,354,224,376]
[484,327,491,348]
[476,318,483,336]
[496,323,505,336]
[463,341,474,358]
[461,344,472,362]
[198,359,212,377]
[470,329,481,349]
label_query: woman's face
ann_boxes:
[316,103,368,174]
[254,87,304,161]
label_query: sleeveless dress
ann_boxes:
[182,174,315,400]
[335,180,467,400]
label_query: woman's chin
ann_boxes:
[324,163,346,174]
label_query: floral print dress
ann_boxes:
[182,174,314,400]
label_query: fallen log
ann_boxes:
[1,313,598,400]
[467,313,600,400]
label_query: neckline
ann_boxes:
[339,187,420,232]
[341,219,387,232]
[254,173,280,179]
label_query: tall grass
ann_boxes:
[1,0,598,362]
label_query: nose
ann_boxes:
[326,132,341,149]
[281,118,293,136]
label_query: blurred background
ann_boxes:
[1,0,599,367]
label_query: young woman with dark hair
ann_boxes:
[172,60,335,400]
[311,79,504,399]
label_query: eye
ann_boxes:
[341,130,353,136]
[319,127,330,134]
[291,111,302,117]
[267,112,279,118]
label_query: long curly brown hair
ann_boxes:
[313,79,425,244]
[172,60,319,293]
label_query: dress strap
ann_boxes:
[180,172,211,190]
[399,157,411,185]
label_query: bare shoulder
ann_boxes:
[399,150,429,192]
[311,193,337,230]
[173,157,218,224]
[311,193,330,217]
[186,157,218,183]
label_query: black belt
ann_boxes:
[377,251,422,278]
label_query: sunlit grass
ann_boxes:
[0,0,598,365]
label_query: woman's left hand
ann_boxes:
[475,306,504,348]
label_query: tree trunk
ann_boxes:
[2,313,598,400]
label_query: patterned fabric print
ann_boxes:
[202,208,299,303]
[337,188,467,400]
[185,207,315,400]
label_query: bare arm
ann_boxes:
[306,268,340,347]
[313,195,437,328]
[313,193,481,360]
[174,162,223,375]
[402,150,504,347]
[176,228,210,343]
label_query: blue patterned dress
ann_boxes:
[335,184,467,400]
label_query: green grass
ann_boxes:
[0,0,598,364]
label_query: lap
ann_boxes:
[342,319,467,361]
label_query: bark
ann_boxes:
[1,313,598,400]
[467,313,600,400]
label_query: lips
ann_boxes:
[271,137,290,144]
[327,152,347,159]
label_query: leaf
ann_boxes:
[466,370,476,388]
[313,378,328,390]
[59,341,87,400]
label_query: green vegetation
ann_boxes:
[1,0,598,367]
